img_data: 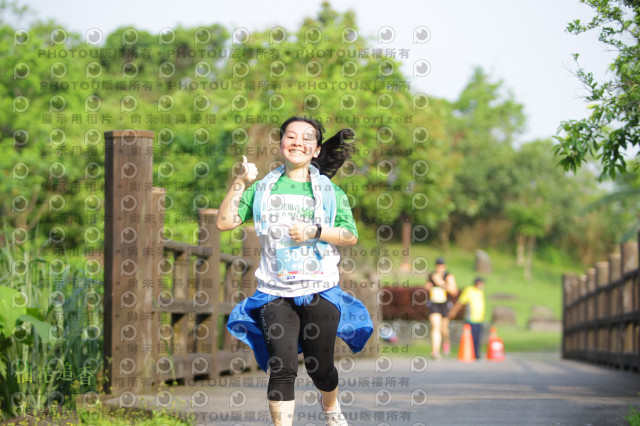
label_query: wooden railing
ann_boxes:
[103,130,261,395]
[562,231,639,371]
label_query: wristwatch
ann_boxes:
[311,223,322,242]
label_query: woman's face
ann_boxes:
[280,120,320,167]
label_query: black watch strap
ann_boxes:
[313,223,322,240]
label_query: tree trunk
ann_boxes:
[524,235,536,281]
[400,217,411,272]
[438,220,452,254]
[516,234,526,266]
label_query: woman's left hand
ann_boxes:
[289,222,317,243]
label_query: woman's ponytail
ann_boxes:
[312,128,356,179]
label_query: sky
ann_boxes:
[15,0,615,144]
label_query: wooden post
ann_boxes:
[609,253,622,317]
[596,261,609,321]
[172,248,191,383]
[400,218,411,272]
[578,275,587,352]
[151,187,165,387]
[609,252,622,362]
[579,275,587,324]
[621,242,637,314]
[609,252,622,283]
[198,208,220,376]
[595,261,609,288]
[621,239,639,274]
[595,261,609,356]
[562,274,573,358]
[586,268,596,322]
[104,129,155,396]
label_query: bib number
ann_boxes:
[430,286,447,303]
[275,241,323,281]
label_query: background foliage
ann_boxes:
[0,0,638,420]
[1,1,635,266]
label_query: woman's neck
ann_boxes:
[284,164,311,182]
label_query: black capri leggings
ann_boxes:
[259,294,341,401]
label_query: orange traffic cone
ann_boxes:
[458,323,476,362]
[487,326,505,362]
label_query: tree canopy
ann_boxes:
[555,0,640,180]
[0,0,635,266]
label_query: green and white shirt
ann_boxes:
[238,174,358,297]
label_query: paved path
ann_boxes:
[109,352,639,426]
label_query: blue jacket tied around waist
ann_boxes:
[226,164,374,372]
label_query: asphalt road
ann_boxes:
[104,352,640,426]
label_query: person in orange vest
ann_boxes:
[448,277,485,360]
[425,258,458,359]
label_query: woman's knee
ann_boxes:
[268,355,298,380]
[306,361,338,392]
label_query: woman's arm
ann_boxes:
[288,223,358,246]
[216,156,257,231]
[318,226,358,246]
[430,273,446,286]
[425,273,438,290]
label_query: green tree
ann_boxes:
[555,0,640,180]
[1,0,459,263]
[507,140,563,279]
[205,2,458,256]
[585,171,640,241]
[441,68,525,249]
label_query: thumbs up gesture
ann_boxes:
[237,155,258,184]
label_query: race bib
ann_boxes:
[275,239,323,281]
[429,286,447,303]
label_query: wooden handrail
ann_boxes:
[561,230,639,372]
[162,240,254,268]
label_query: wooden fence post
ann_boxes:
[621,242,638,316]
[562,274,572,358]
[621,238,639,274]
[104,129,155,396]
[198,208,220,376]
[151,187,165,386]
[595,261,609,355]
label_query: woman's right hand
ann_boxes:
[217,155,257,231]
[237,155,258,184]
[431,273,445,286]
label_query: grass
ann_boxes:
[626,393,640,426]
[373,241,580,353]
[381,326,560,358]
[495,326,560,352]
[2,405,191,425]
[382,241,581,324]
